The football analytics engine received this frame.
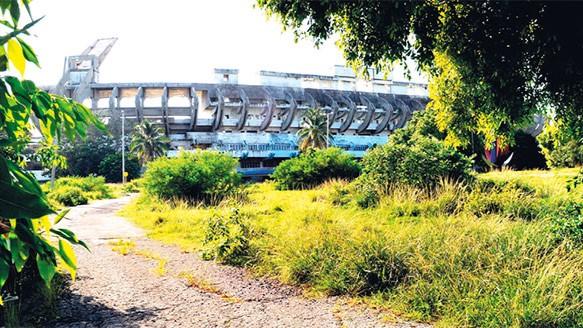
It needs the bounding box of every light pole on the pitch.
[121,108,126,184]
[326,110,330,148]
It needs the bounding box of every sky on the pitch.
[24,0,351,86]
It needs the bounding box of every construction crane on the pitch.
[51,37,118,101]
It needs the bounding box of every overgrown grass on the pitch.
[120,168,583,327]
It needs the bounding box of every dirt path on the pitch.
[52,197,429,328]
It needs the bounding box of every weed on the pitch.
[109,240,136,256]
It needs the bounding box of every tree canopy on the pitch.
[257,1,582,146]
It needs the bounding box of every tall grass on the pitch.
[120,168,583,327]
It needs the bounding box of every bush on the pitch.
[538,119,583,168]
[143,150,241,204]
[551,200,583,246]
[201,209,257,266]
[48,186,88,206]
[360,135,473,190]
[98,152,141,183]
[122,178,142,193]
[271,148,361,190]
[53,176,112,200]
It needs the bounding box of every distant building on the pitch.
[50,39,429,177]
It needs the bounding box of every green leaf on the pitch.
[22,0,32,20]
[53,208,70,225]
[0,157,54,219]
[58,239,77,280]
[9,236,28,272]
[8,0,19,25]
[36,253,56,286]
[0,258,9,290]
[0,16,43,46]
[51,228,89,251]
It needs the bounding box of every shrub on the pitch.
[48,186,88,206]
[143,150,241,203]
[98,152,141,183]
[53,176,112,200]
[537,119,583,168]
[201,209,257,266]
[551,200,583,246]
[122,178,142,193]
[360,135,473,190]
[271,148,361,190]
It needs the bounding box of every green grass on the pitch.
[120,168,583,327]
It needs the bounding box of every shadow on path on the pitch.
[50,287,160,328]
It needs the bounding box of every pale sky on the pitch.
[24,0,350,86]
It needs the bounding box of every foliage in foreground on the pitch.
[122,168,583,327]
[142,150,241,204]
[271,147,360,190]
[0,0,98,318]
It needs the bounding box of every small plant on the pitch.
[122,179,142,194]
[202,209,257,266]
[271,148,361,190]
[48,186,88,207]
[109,240,136,256]
[143,150,241,204]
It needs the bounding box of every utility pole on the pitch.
[121,107,126,184]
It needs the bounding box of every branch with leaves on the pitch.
[0,0,104,304]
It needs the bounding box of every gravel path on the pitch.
[51,197,430,328]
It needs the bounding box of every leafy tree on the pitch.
[60,134,118,177]
[130,120,169,164]
[297,108,329,151]
[0,0,101,306]
[257,1,583,145]
[98,152,141,183]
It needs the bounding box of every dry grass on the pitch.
[177,271,240,303]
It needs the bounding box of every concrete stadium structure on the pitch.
[53,39,429,176]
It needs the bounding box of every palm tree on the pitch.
[130,120,170,164]
[297,108,331,152]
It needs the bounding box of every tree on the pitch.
[130,120,169,164]
[0,0,101,306]
[98,152,141,183]
[297,108,329,151]
[257,1,583,146]
[60,134,119,177]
